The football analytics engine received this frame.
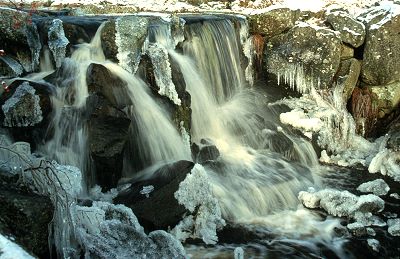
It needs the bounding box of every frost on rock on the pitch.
[298,188,384,220]
[116,16,148,74]
[2,82,43,127]
[367,238,380,252]
[0,56,24,77]
[387,218,400,236]
[357,179,390,196]
[147,43,181,105]
[48,19,69,68]
[74,202,186,259]
[173,164,226,244]
[0,234,34,259]
[25,23,42,72]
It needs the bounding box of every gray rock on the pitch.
[2,82,43,127]
[358,3,400,85]
[337,58,362,102]
[387,218,400,236]
[327,11,366,48]
[48,19,69,68]
[357,179,390,196]
[266,22,341,92]
[249,8,300,38]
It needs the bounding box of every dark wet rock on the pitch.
[265,22,341,91]
[358,3,400,85]
[86,63,131,108]
[337,58,362,102]
[326,11,365,48]
[87,94,131,190]
[249,8,300,38]
[197,145,220,164]
[114,160,194,230]
[0,166,53,258]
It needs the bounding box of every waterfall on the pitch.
[169,18,320,221]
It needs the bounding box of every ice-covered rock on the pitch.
[266,21,341,92]
[0,56,24,77]
[387,218,400,236]
[48,19,69,68]
[234,247,245,259]
[146,43,181,105]
[367,238,380,252]
[0,234,35,259]
[357,179,390,196]
[174,163,225,244]
[326,10,365,47]
[368,147,400,182]
[347,222,367,236]
[298,188,385,218]
[390,193,400,199]
[2,82,43,127]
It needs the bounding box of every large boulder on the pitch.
[0,166,53,258]
[87,94,131,190]
[86,63,131,108]
[114,160,194,230]
[248,8,300,38]
[358,3,400,85]
[368,81,400,118]
[326,11,366,48]
[265,21,342,91]
[0,8,41,73]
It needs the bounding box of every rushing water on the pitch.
[29,14,372,258]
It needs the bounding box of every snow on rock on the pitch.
[48,19,69,68]
[368,148,400,182]
[147,43,181,106]
[74,201,186,258]
[115,16,148,74]
[2,82,43,127]
[387,218,400,236]
[298,188,384,218]
[0,234,34,259]
[367,238,380,252]
[357,179,390,196]
[280,109,323,134]
[174,163,225,244]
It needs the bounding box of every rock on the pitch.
[0,167,53,258]
[265,22,341,92]
[0,8,41,72]
[367,238,380,252]
[347,222,367,237]
[340,44,354,60]
[368,81,400,118]
[248,8,300,38]
[387,218,400,236]
[0,56,24,77]
[337,58,361,102]
[47,19,69,68]
[387,117,400,151]
[101,16,148,73]
[87,94,131,190]
[114,160,194,230]
[358,3,400,85]
[326,11,365,48]
[1,82,43,127]
[192,139,220,164]
[298,188,385,218]
[86,63,131,108]
[357,179,390,196]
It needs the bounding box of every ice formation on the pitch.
[146,43,181,105]
[0,234,35,259]
[48,19,69,68]
[367,238,380,252]
[115,16,148,74]
[88,185,118,203]
[180,121,191,155]
[140,185,155,198]
[387,218,400,236]
[240,19,254,86]
[174,164,226,244]
[234,247,245,259]
[2,82,43,127]
[298,188,384,220]
[356,179,390,196]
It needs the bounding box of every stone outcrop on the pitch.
[265,21,342,91]
[358,3,400,85]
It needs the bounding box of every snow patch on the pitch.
[174,164,225,244]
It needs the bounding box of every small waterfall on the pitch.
[171,18,319,221]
